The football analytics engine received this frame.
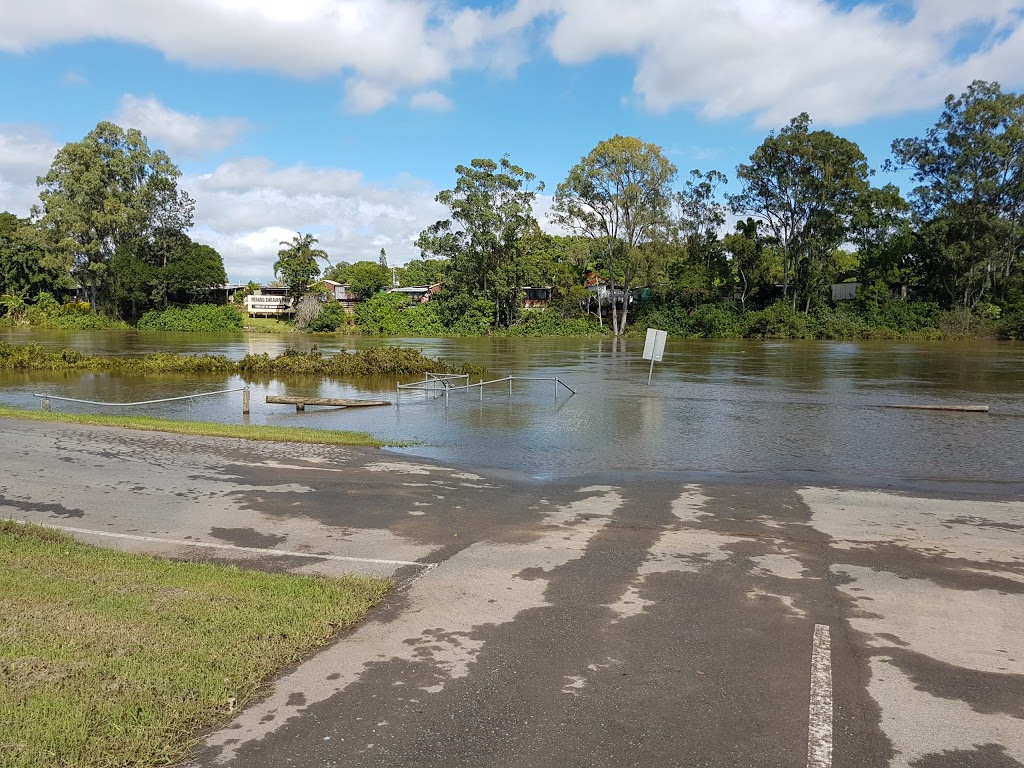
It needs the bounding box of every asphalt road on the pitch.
[2,416,1022,767]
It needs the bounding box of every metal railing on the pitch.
[397,373,575,405]
[34,387,250,413]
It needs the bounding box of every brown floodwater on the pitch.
[1,328,1022,487]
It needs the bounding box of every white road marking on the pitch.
[808,623,833,768]
[32,522,434,569]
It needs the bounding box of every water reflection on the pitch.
[2,329,1023,484]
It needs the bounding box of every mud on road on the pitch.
[2,417,1022,767]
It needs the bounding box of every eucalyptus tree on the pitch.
[722,218,780,310]
[274,233,329,299]
[672,169,730,302]
[730,114,872,311]
[417,156,543,328]
[889,80,1024,308]
[550,135,677,335]
[34,121,194,309]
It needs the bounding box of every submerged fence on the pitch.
[34,387,251,414]
[397,372,575,406]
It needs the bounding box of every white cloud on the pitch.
[409,89,453,111]
[114,95,249,158]
[344,78,398,113]
[187,159,446,282]
[543,0,1024,126]
[0,0,535,113]
[0,125,60,216]
[2,1,1022,124]
[63,70,87,85]
[0,122,444,284]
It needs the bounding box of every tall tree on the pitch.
[722,218,780,309]
[730,114,872,311]
[33,121,194,310]
[417,156,543,328]
[889,80,1024,308]
[273,233,329,299]
[670,169,730,303]
[550,135,677,335]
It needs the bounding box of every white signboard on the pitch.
[642,328,667,362]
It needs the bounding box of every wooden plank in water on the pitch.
[266,396,391,411]
[883,404,989,413]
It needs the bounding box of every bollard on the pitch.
[41,397,50,412]
[242,388,250,415]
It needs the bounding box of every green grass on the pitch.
[0,520,391,767]
[0,405,403,448]
[242,316,298,333]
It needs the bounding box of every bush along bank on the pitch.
[0,343,483,378]
[628,299,1024,341]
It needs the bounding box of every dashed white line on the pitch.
[33,522,434,569]
[808,623,833,768]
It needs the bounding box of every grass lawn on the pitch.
[0,520,391,767]
[0,404,403,448]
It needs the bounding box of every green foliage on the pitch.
[136,304,244,332]
[688,304,746,338]
[33,121,194,309]
[806,305,872,339]
[417,156,543,328]
[890,80,1024,309]
[0,342,479,379]
[551,135,677,334]
[0,212,73,300]
[999,307,1024,339]
[274,233,328,298]
[745,301,811,339]
[306,301,350,332]
[394,257,446,287]
[936,308,998,339]
[324,260,391,299]
[730,113,874,313]
[495,309,608,337]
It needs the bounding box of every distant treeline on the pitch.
[2,80,1023,340]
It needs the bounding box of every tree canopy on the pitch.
[33,121,194,310]
[274,233,329,298]
[890,80,1024,309]
[417,156,543,327]
[550,135,677,334]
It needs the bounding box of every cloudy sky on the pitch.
[1,0,1022,283]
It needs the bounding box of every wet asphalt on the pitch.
[1,416,1022,767]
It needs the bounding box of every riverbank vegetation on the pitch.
[2,81,1023,341]
[0,404,395,447]
[0,519,389,767]
[0,342,481,379]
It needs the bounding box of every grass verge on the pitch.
[0,519,391,767]
[0,404,401,448]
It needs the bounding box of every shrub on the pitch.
[136,304,244,332]
[688,304,744,338]
[306,301,349,333]
[807,305,870,339]
[744,301,809,339]
[937,308,997,340]
[497,310,607,337]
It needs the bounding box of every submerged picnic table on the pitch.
[266,396,391,411]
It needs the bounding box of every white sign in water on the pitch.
[643,328,667,361]
[643,328,667,385]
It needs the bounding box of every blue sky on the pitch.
[2,0,1023,283]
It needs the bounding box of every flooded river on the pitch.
[2,328,1022,487]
